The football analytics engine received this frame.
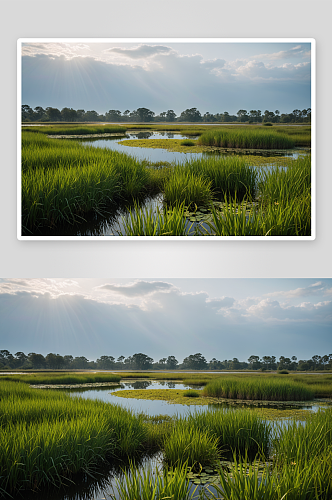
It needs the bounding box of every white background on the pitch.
[1,0,331,279]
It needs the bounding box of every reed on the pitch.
[163,169,213,207]
[113,463,198,500]
[202,377,314,401]
[186,409,271,458]
[0,381,147,495]
[163,419,220,469]
[21,132,151,232]
[182,156,257,199]
[198,129,295,149]
[23,125,126,135]
[117,201,192,236]
[0,372,121,385]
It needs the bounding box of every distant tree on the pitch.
[61,107,77,122]
[76,109,86,121]
[117,355,125,363]
[71,356,89,369]
[166,110,176,122]
[63,355,73,368]
[237,109,249,122]
[14,351,28,368]
[209,358,225,370]
[34,106,46,121]
[203,112,215,122]
[22,104,34,122]
[248,355,261,370]
[45,353,65,369]
[182,353,207,370]
[131,353,154,370]
[96,355,115,369]
[263,110,275,123]
[135,108,155,122]
[166,355,178,370]
[105,110,122,122]
[28,352,46,369]
[84,110,100,122]
[45,107,62,121]
[179,108,202,122]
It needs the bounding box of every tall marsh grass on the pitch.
[163,419,220,469]
[21,132,151,232]
[113,463,198,500]
[198,129,295,149]
[203,156,311,237]
[23,125,126,135]
[202,377,314,401]
[117,201,192,236]
[185,409,271,458]
[0,372,121,385]
[0,381,147,495]
[181,156,257,199]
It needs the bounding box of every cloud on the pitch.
[206,296,235,309]
[253,45,308,60]
[266,281,325,298]
[0,280,331,361]
[96,280,175,297]
[106,44,172,59]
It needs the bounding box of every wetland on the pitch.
[1,371,331,499]
[21,124,311,237]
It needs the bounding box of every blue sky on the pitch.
[21,40,312,116]
[0,278,330,362]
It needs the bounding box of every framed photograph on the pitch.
[18,38,315,240]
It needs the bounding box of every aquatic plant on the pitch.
[202,377,314,401]
[163,419,220,469]
[0,381,147,495]
[186,409,271,458]
[113,462,198,500]
[117,201,192,236]
[163,169,213,207]
[23,124,126,135]
[198,128,295,149]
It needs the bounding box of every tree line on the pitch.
[0,350,330,371]
[22,105,311,124]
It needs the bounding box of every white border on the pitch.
[17,38,316,241]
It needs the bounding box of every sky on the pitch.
[0,278,330,362]
[21,40,312,116]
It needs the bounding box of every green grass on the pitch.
[21,131,152,233]
[202,377,315,401]
[198,128,295,149]
[163,169,213,207]
[116,201,192,236]
[0,372,121,385]
[185,409,271,458]
[202,155,311,237]
[181,156,258,199]
[0,380,146,495]
[113,462,198,500]
[163,419,220,469]
[183,390,200,398]
[23,124,126,135]
[21,128,311,236]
